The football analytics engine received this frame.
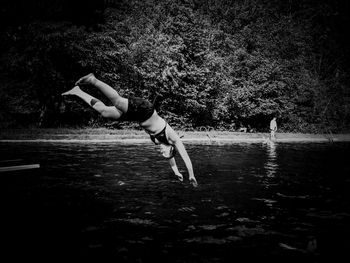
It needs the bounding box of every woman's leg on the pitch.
[62,86,122,119]
[75,73,128,113]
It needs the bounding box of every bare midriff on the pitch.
[140,111,166,134]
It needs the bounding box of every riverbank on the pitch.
[1,128,350,143]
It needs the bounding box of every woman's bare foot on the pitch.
[75,73,96,86]
[61,86,82,96]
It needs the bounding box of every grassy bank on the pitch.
[1,128,350,143]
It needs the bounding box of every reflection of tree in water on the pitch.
[265,141,278,177]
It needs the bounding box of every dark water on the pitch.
[1,141,350,262]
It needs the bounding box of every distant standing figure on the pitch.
[270,117,277,140]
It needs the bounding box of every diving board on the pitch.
[0,164,40,172]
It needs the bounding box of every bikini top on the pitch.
[149,123,172,146]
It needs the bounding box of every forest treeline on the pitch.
[0,0,349,132]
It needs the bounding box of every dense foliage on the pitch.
[1,0,349,132]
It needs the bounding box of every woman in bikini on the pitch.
[62,73,198,187]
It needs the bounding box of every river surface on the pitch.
[1,141,350,262]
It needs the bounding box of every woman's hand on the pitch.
[175,172,183,182]
[189,176,198,187]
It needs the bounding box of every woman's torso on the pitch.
[140,111,166,134]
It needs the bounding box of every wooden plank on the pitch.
[0,164,40,172]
